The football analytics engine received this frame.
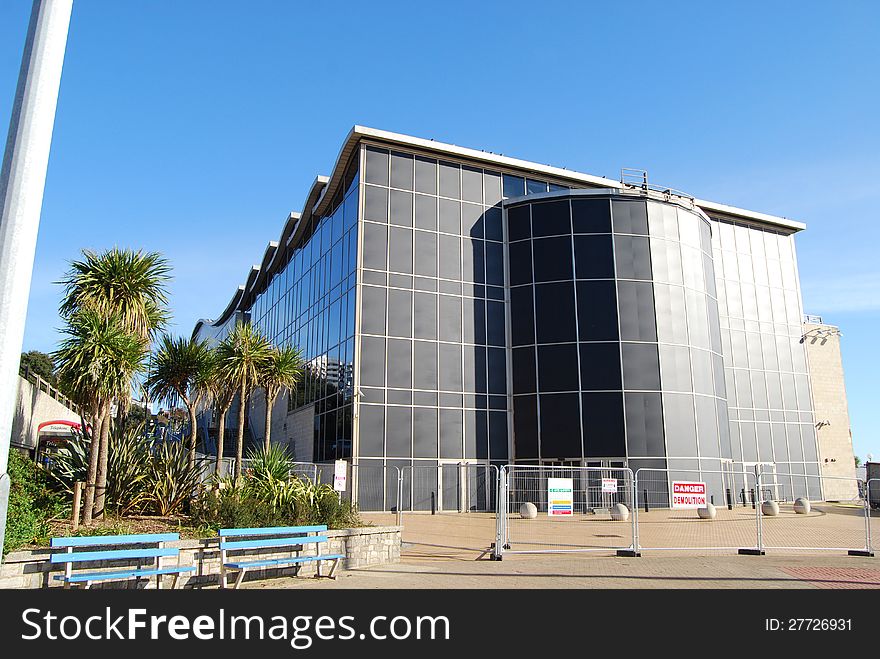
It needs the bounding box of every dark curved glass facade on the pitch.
[508,192,731,487]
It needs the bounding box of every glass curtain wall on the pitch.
[710,218,820,499]
[250,163,359,462]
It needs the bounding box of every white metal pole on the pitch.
[0,0,73,559]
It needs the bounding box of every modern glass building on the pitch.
[193,126,821,503]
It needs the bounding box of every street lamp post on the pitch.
[0,0,73,559]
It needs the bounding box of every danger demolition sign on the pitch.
[671,481,707,509]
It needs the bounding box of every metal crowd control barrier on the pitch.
[869,479,879,555]
[493,465,636,560]
[397,463,499,557]
[755,469,874,556]
[633,467,762,555]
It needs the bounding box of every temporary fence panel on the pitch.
[634,467,761,553]
[397,463,500,557]
[869,479,879,554]
[289,462,319,483]
[756,470,872,555]
[496,465,636,558]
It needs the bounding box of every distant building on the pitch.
[802,316,858,500]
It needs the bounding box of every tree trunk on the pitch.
[94,412,112,519]
[187,401,198,470]
[234,378,247,483]
[82,409,104,526]
[263,387,275,452]
[214,405,228,479]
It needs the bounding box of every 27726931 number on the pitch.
[765,619,852,631]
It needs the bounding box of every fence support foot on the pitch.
[847,550,875,557]
[490,554,503,561]
[738,548,765,555]
[616,549,641,557]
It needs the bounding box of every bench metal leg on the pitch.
[315,560,323,578]
[83,581,92,590]
[329,557,340,580]
[220,564,227,589]
[233,569,247,590]
[172,573,181,590]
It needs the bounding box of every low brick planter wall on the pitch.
[0,525,401,589]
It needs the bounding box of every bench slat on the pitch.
[51,533,179,547]
[218,525,327,538]
[221,535,328,551]
[224,554,344,570]
[51,547,180,564]
[53,565,196,583]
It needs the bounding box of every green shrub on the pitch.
[4,449,66,555]
[46,427,204,517]
[190,446,363,531]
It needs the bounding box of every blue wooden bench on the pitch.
[218,525,344,589]
[50,533,195,589]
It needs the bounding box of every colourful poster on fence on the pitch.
[671,481,707,509]
[547,478,574,516]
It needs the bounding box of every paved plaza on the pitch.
[234,506,879,589]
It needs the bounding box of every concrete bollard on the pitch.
[793,497,811,514]
[697,503,716,519]
[761,500,779,516]
[610,503,629,521]
[520,502,538,519]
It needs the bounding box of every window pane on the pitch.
[438,234,461,280]
[389,190,413,227]
[507,204,530,242]
[388,227,413,274]
[386,406,412,457]
[622,343,661,390]
[513,395,538,459]
[414,156,437,195]
[509,241,533,286]
[438,161,461,199]
[614,235,652,280]
[574,234,614,279]
[617,281,657,342]
[461,166,483,203]
[360,286,386,335]
[534,282,576,343]
[386,338,412,389]
[531,200,571,237]
[538,343,580,392]
[532,236,573,282]
[439,343,462,391]
[612,200,649,235]
[359,336,385,387]
[414,340,438,390]
[413,407,438,457]
[625,392,665,457]
[572,198,612,234]
[513,346,536,393]
[387,288,412,337]
[364,147,389,186]
[438,295,461,342]
[579,342,621,390]
[576,280,618,341]
[414,193,437,231]
[390,151,414,190]
[503,174,524,198]
[484,171,502,206]
[510,285,535,346]
[364,186,389,223]
[484,206,503,242]
[539,393,580,458]
[358,405,385,456]
[414,230,437,277]
[413,292,437,340]
[582,392,625,457]
[439,199,460,235]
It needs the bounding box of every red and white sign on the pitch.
[601,478,618,494]
[333,460,347,492]
[671,481,707,509]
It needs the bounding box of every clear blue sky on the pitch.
[2,1,878,460]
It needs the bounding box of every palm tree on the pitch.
[59,247,171,341]
[146,335,214,468]
[53,310,146,523]
[259,345,304,451]
[207,366,237,478]
[215,323,272,482]
[58,247,170,517]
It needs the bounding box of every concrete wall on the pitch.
[10,372,81,452]
[0,525,401,589]
[804,322,858,500]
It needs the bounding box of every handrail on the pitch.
[18,365,82,417]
